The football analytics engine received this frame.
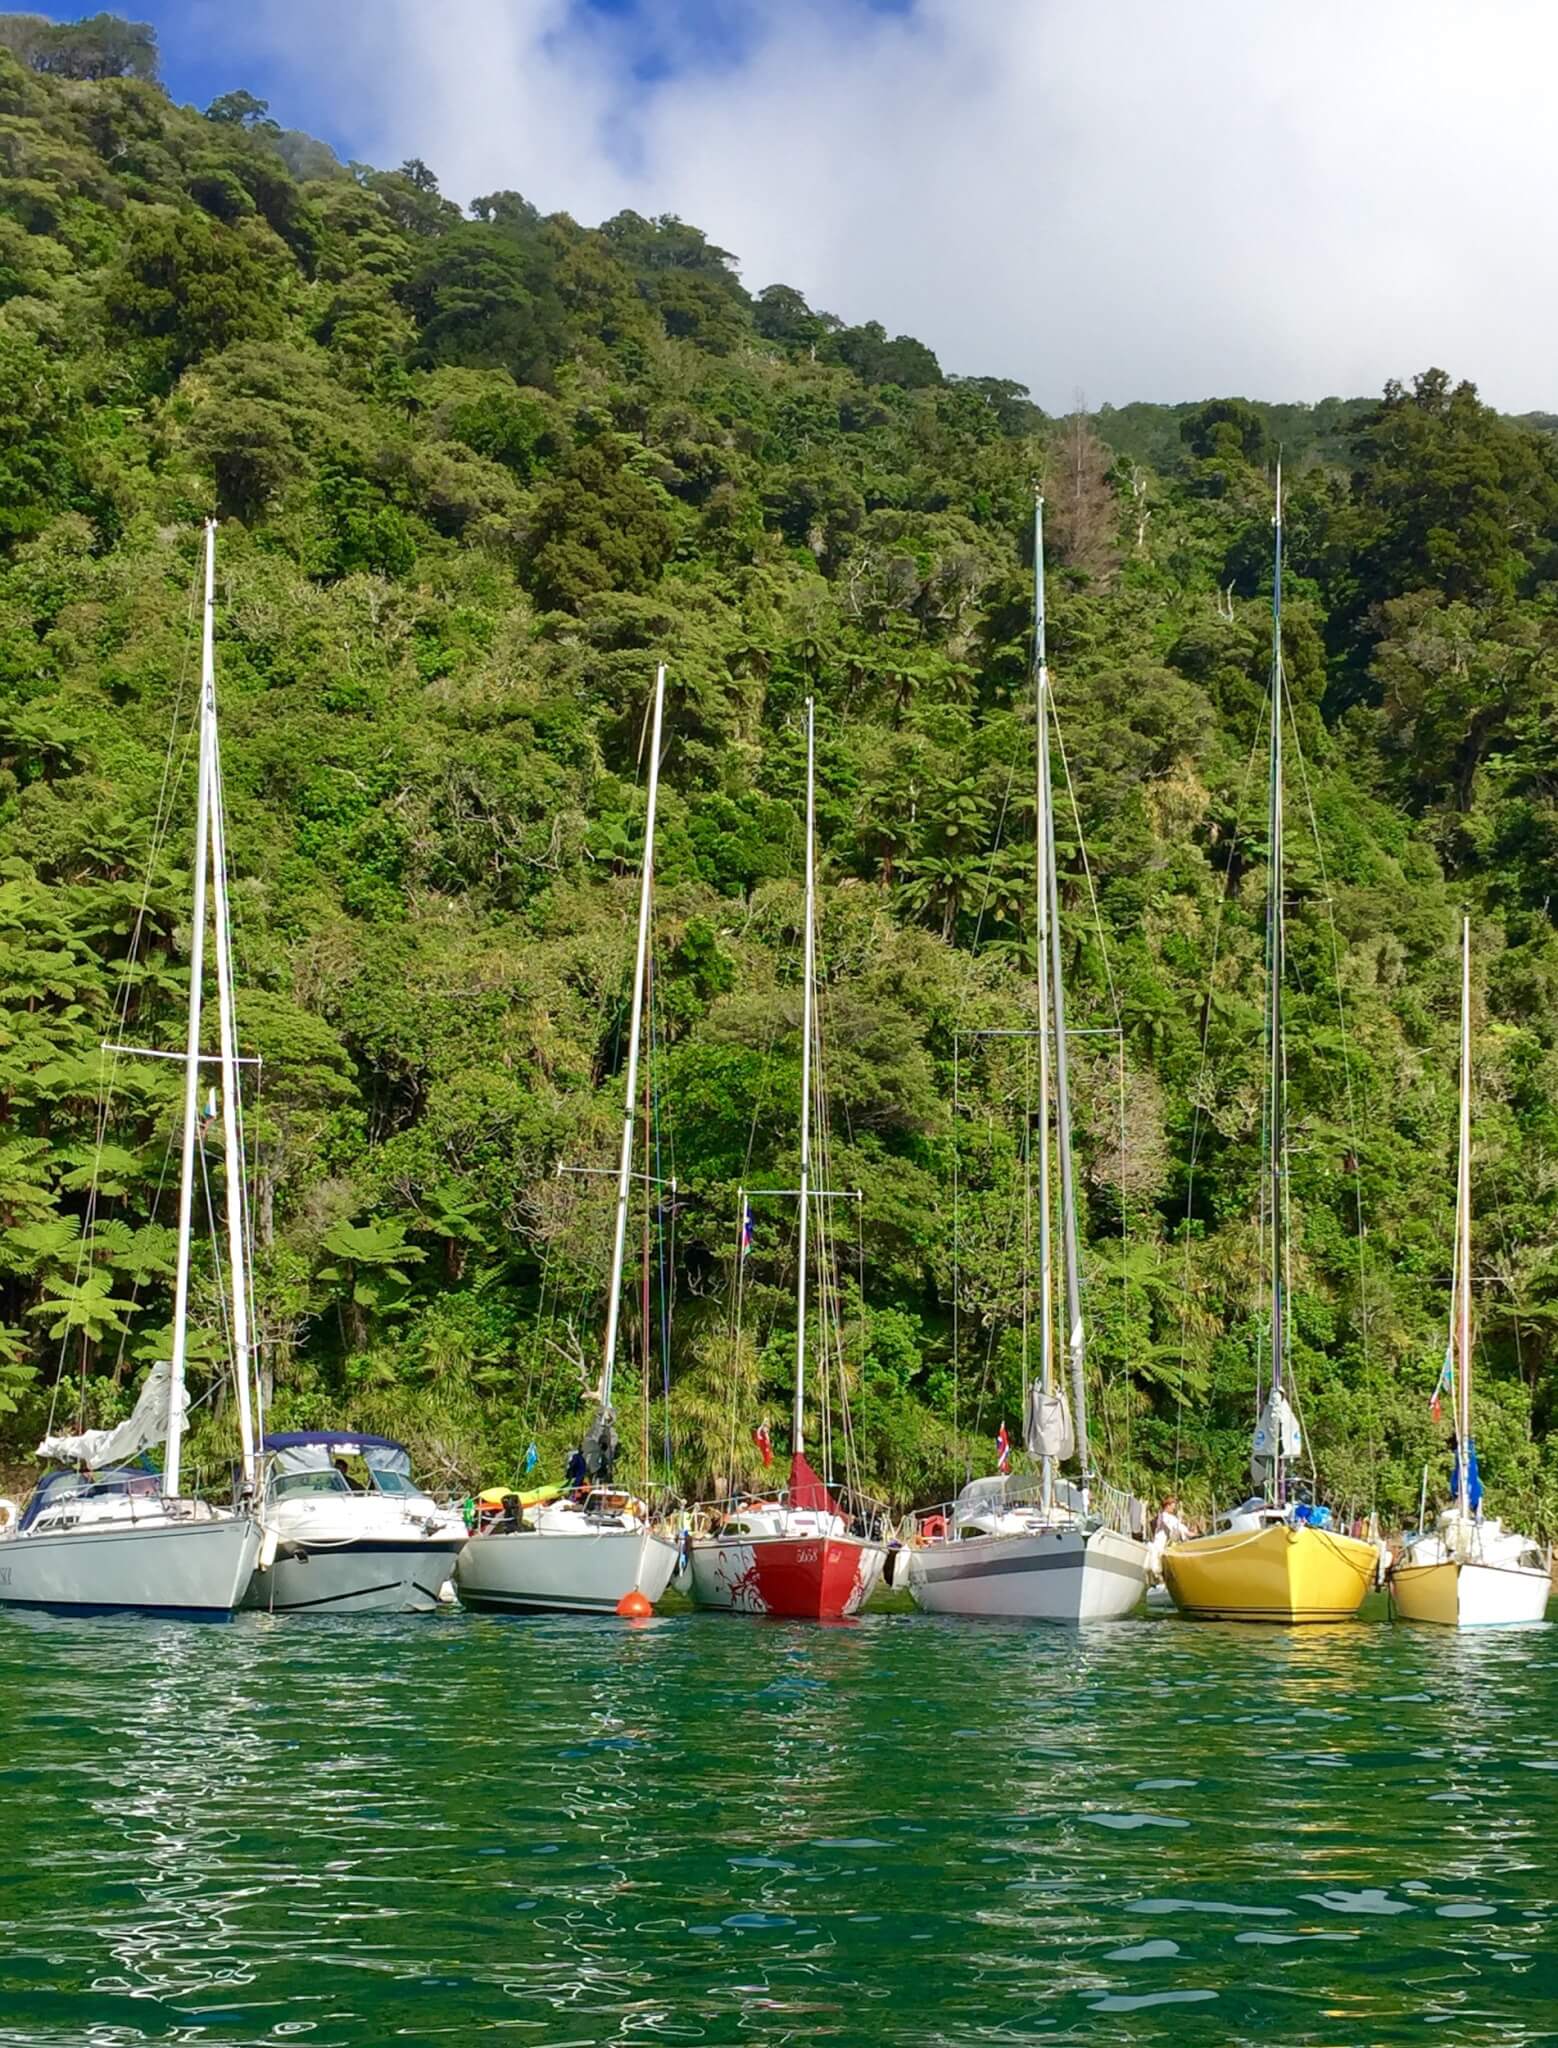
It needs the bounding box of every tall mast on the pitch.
[1456,914,1472,1520]
[601,663,666,1409]
[1038,497,1089,1484]
[165,527,217,1496]
[794,697,818,1457]
[203,524,258,1489]
[1033,500,1056,1508]
[1266,466,1287,1502]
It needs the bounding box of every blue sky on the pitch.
[73,1,912,170]
[27,1,1558,410]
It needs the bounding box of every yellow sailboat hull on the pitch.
[1162,1522,1375,1624]
[1389,1560,1462,1628]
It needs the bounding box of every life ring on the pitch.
[918,1513,948,1544]
[0,1497,17,1532]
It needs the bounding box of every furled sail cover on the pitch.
[1024,1383,1075,1461]
[582,1403,619,1480]
[788,1452,839,1517]
[36,1358,186,1469]
[1250,1388,1303,1483]
[954,1472,1087,1519]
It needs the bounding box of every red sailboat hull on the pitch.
[687,1531,885,1618]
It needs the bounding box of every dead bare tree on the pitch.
[1046,394,1120,583]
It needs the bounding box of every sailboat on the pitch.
[1162,477,1377,1625]
[685,698,889,1620]
[455,664,681,1615]
[1389,919,1550,1627]
[906,497,1150,1623]
[0,521,262,1618]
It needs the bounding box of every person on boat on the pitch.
[1156,1497,1192,1544]
[333,1456,363,1493]
[565,1445,589,1501]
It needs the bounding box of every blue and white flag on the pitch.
[523,1440,539,1474]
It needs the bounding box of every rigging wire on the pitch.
[48,547,204,1441]
[1049,697,1132,1487]
[946,716,1028,1474]
[1169,708,1267,1497]
[1281,667,1382,1509]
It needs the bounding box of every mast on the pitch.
[1455,914,1472,1521]
[1033,500,1056,1509]
[601,663,666,1410]
[165,527,217,1497]
[203,522,258,1489]
[794,697,817,1458]
[1265,466,1287,1503]
[1037,496,1089,1484]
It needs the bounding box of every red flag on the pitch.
[752,1420,773,1468]
[996,1421,1011,1473]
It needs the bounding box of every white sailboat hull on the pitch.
[1391,1515,1550,1628]
[1392,1557,1550,1628]
[0,1510,261,1619]
[456,1523,680,1614]
[907,1522,1149,1622]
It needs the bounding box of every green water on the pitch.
[1,1606,1555,2046]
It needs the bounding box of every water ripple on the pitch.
[2,1608,1557,2042]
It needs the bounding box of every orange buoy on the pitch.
[616,1589,654,1619]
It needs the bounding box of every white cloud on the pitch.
[231,0,1558,411]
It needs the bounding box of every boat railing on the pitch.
[906,1472,1139,1543]
[687,1486,892,1543]
[1092,1478,1137,1537]
[464,1484,684,1537]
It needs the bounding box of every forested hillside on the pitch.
[4,19,1558,1524]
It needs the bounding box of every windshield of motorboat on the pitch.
[272,1470,353,1500]
[19,1465,161,1531]
[366,1468,422,1497]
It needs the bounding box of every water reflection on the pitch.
[1,1607,1557,2043]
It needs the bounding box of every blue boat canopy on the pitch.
[261,1430,411,1477]
[262,1430,407,1454]
[20,1462,161,1532]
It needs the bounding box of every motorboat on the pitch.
[245,1431,467,1614]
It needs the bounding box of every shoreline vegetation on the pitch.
[4,16,1558,1533]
